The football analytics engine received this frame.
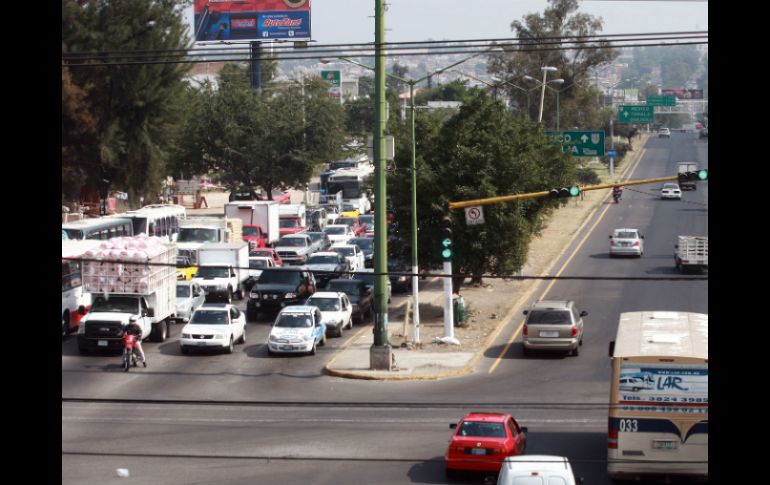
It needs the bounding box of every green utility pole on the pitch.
[370,0,391,370]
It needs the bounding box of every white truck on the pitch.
[176,217,242,279]
[677,162,699,191]
[76,236,177,354]
[192,242,250,302]
[275,233,315,265]
[224,201,280,248]
[675,236,708,273]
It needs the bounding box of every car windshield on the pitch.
[196,266,229,278]
[307,255,340,265]
[279,237,306,247]
[275,313,313,328]
[325,227,346,235]
[527,310,572,325]
[258,270,299,284]
[177,228,218,243]
[250,249,273,257]
[176,285,191,298]
[249,259,268,269]
[279,219,299,229]
[91,296,138,313]
[307,298,341,311]
[334,247,355,256]
[342,204,356,212]
[327,281,361,297]
[458,421,506,438]
[190,310,228,325]
[243,226,259,236]
[357,274,375,287]
[176,256,191,268]
[663,184,679,190]
[359,215,374,224]
[307,233,323,242]
[351,238,373,250]
[614,232,637,239]
[338,218,357,227]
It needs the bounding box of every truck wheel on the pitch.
[225,336,234,354]
[227,288,233,304]
[336,325,343,338]
[238,327,246,344]
[152,320,168,342]
[309,341,317,356]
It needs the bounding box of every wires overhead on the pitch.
[62,30,708,67]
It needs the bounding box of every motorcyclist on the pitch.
[612,186,623,203]
[125,321,147,367]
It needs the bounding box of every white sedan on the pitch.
[180,303,246,354]
[660,182,682,200]
[305,292,354,337]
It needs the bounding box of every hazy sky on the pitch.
[187,1,708,45]
[309,0,708,44]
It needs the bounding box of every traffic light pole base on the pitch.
[370,344,393,371]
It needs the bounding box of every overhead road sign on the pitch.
[617,105,653,124]
[546,131,605,157]
[645,95,677,107]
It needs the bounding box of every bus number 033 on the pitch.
[619,419,638,432]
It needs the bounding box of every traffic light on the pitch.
[440,215,452,261]
[548,185,581,199]
[678,169,708,184]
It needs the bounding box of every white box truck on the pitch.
[278,203,307,236]
[225,201,280,248]
[193,242,250,302]
[175,217,242,280]
[677,162,699,191]
[76,236,177,354]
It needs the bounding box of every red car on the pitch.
[336,217,366,237]
[445,412,527,478]
[249,248,283,267]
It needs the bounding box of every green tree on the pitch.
[387,93,578,287]
[61,0,191,205]
[488,0,617,128]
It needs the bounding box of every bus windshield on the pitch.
[177,228,218,243]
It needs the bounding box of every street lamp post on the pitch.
[523,70,563,125]
[325,48,496,344]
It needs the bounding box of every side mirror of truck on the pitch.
[609,341,615,358]
[146,308,155,318]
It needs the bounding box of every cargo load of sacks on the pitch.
[81,235,174,294]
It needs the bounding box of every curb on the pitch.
[324,135,651,381]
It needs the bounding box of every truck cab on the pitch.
[77,295,159,354]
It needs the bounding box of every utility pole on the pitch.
[370,0,391,370]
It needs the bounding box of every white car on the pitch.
[305,292,353,337]
[180,303,246,354]
[609,228,644,257]
[175,281,205,322]
[267,305,327,355]
[331,243,365,272]
[324,224,355,245]
[248,256,275,280]
[660,182,682,200]
[658,127,671,138]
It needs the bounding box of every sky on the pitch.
[186,1,708,45]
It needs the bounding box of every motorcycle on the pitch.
[612,189,622,204]
[122,333,139,372]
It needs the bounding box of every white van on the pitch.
[497,455,582,485]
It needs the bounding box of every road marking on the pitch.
[487,146,648,374]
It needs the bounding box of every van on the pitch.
[497,455,582,485]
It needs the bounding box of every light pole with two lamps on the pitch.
[523,67,563,124]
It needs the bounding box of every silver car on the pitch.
[175,281,205,322]
[609,228,644,257]
[660,183,682,200]
[522,300,586,356]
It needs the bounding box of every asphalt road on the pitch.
[62,132,708,484]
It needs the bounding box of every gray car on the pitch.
[175,281,206,322]
[522,300,586,356]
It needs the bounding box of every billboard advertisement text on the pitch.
[194,0,311,42]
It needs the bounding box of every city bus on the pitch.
[122,204,186,239]
[327,170,371,214]
[608,311,708,481]
[61,240,101,337]
[61,217,134,240]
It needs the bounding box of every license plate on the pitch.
[97,340,108,347]
[653,440,677,450]
[540,331,559,337]
[470,448,486,455]
[281,345,295,350]
[197,341,207,346]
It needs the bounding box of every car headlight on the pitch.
[249,291,259,299]
[285,292,297,299]
[398,276,407,282]
[77,323,86,334]
[182,333,191,339]
[268,335,279,342]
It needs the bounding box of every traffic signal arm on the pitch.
[448,176,681,210]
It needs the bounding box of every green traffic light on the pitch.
[441,248,452,259]
[698,169,708,180]
[569,186,580,197]
[442,238,452,248]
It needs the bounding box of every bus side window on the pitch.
[148,222,155,237]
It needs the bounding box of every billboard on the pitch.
[661,88,704,100]
[194,0,311,42]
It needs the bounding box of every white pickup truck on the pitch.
[76,236,177,354]
[675,236,708,273]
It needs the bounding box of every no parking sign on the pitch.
[464,206,485,226]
